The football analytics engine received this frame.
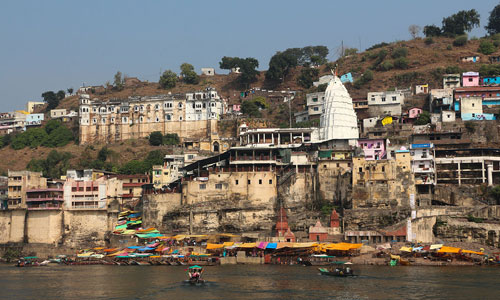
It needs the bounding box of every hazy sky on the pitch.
[0,0,497,111]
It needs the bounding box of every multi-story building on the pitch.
[306,92,325,120]
[367,91,405,117]
[352,150,415,208]
[152,155,185,189]
[63,177,108,210]
[26,181,64,210]
[7,171,46,208]
[410,143,436,205]
[0,176,7,210]
[443,74,461,89]
[25,113,44,128]
[79,88,224,151]
[357,138,386,160]
[108,174,149,206]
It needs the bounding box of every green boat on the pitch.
[318,263,356,277]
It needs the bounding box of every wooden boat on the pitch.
[318,267,357,277]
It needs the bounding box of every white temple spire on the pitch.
[319,75,359,141]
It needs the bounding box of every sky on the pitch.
[0,0,497,112]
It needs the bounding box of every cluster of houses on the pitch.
[0,100,77,135]
[0,169,149,211]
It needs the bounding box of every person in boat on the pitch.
[188,266,204,282]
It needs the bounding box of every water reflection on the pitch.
[1,264,498,300]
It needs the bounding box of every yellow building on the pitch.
[352,150,415,208]
[8,171,47,208]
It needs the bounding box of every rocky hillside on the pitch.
[1,36,499,174]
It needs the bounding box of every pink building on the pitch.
[462,72,480,87]
[408,107,422,119]
[63,178,107,210]
[232,104,241,112]
[357,138,386,160]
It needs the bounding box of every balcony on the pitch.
[26,196,64,202]
[27,204,62,210]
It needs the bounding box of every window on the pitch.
[155,117,160,123]
[92,118,97,124]
[154,104,160,110]
[313,98,318,102]
[471,103,475,107]
[469,78,473,82]
[166,114,171,121]
[178,102,183,108]
[313,107,319,111]
[381,97,386,102]
[359,167,363,172]
[215,183,222,189]
[392,96,397,101]
[179,116,183,121]
[382,166,385,172]
[139,116,144,123]
[235,180,239,185]
[199,184,206,190]
[248,180,251,185]
[259,179,262,185]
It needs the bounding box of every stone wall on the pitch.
[26,210,63,244]
[0,209,117,248]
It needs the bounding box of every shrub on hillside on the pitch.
[149,131,163,146]
[366,42,389,51]
[378,61,394,71]
[353,70,373,89]
[391,48,408,59]
[394,57,410,69]
[479,64,500,76]
[446,45,453,50]
[424,37,434,45]
[453,35,468,46]
[478,40,496,55]
[414,111,431,125]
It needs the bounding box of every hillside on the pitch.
[1,36,498,174]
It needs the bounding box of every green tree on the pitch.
[67,88,73,94]
[180,63,199,84]
[159,70,177,89]
[42,91,59,110]
[266,51,299,83]
[120,160,149,175]
[297,67,320,88]
[415,111,431,125]
[144,150,166,168]
[219,57,259,86]
[486,4,500,35]
[97,146,111,162]
[114,71,124,90]
[241,100,261,117]
[423,25,442,37]
[42,125,74,147]
[442,9,480,36]
[478,40,496,55]
[149,131,163,146]
[163,133,180,145]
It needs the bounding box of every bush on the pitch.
[479,64,500,76]
[366,42,389,51]
[393,72,422,85]
[424,37,434,45]
[241,100,262,117]
[414,111,431,125]
[163,133,180,145]
[478,40,496,55]
[391,47,408,59]
[353,70,373,89]
[445,65,463,74]
[453,35,468,46]
[394,57,410,69]
[149,131,163,146]
[446,45,453,50]
[378,60,394,71]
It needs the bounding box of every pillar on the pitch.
[487,163,493,186]
[457,161,461,186]
[482,159,485,183]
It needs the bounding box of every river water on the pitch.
[1,264,499,300]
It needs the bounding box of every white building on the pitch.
[442,74,461,89]
[367,91,405,116]
[201,68,215,76]
[184,88,224,121]
[319,75,359,142]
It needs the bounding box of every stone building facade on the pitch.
[79,88,224,151]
